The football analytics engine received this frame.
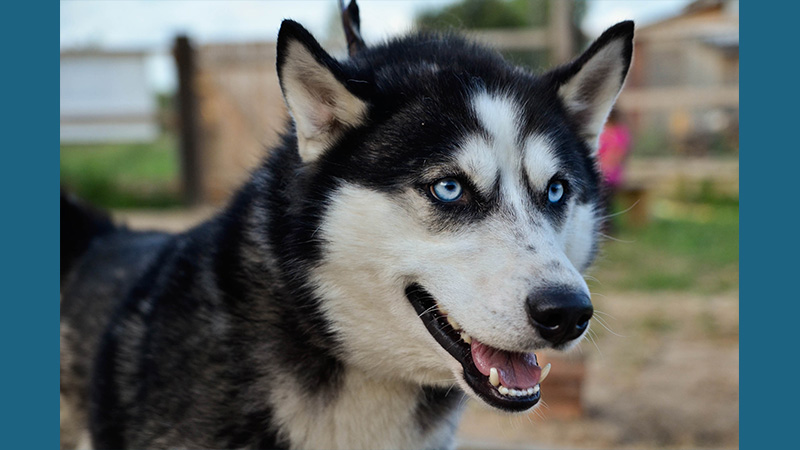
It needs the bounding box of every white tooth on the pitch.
[532,384,540,394]
[489,368,499,387]
[498,386,509,395]
[447,316,461,331]
[460,332,472,344]
[527,387,534,395]
[509,389,518,396]
[540,363,552,383]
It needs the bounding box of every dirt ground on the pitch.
[112,208,739,450]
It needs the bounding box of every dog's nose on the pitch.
[526,287,593,346]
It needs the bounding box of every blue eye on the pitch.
[548,181,565,203]
[431,178,463,202]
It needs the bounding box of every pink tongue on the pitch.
[471,339,541,388]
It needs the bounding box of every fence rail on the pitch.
[617,85,739,111]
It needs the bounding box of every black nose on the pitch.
[526,287,593,346]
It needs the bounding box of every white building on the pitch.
[60,49,159,143]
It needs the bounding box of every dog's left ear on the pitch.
[276,20,368,163]
[550,21,634,150]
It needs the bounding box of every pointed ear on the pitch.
[340,0,366,57]
[552,21,634,150]
[276,20,368,163]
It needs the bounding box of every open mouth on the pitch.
[405,283,551,412]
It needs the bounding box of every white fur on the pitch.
[470,92,534,218]
[561,202,601,272]
[76,430,93,450]
[280,40,367,162]
[306,91,596,418]
[558,39,628,149]
[269,366,457,450]
[471,92,523,175]
[455,135,499,195]
[523,134,560,190]
[310,180,590,397]
[310,186,459,384]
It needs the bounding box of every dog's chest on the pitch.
[268,370,459,450]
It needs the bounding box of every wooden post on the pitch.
[549,0,573,65]
[531,351,587,419]
[173,35,203,206]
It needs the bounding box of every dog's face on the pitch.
[276,20,633,412]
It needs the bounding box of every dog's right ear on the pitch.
[277,20,368,163]
[549,21,634,151]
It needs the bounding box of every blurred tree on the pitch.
[417,0,541,29]
[416,0,587,69]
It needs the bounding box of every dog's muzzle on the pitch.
[406,283,593,412]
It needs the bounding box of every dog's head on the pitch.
[275,19,633,412]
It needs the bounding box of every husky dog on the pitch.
[60,9,633,449]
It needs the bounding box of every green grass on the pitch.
[592,191,739,294]
[60,135,183,208]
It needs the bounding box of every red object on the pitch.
[597,123,631,189]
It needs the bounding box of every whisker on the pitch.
[416,304,439,318]
[539,398,551,411]
[599,232,636,244]
[591,310,624,335]
[583,274,602,284]
[585,330,604,358]
[593,309,617,319]
[533,404,547,421]
[593,316,625,338]
[602,198,641,219]
[456,394,471,410]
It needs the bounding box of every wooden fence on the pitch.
[172,16,737,205]
[173,38,289,204]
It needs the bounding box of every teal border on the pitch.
[5,1,773,448]
[3,1,59,448]
[740,2,793,449]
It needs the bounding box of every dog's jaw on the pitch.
[405,284,545,412]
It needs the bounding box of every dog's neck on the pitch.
[267,367,464,450]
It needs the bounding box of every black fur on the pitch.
[274,23,626,235]
[61,17,633,449]
[414,386,465,437]
[60,190,115,282]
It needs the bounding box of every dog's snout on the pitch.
[526,288,593,346]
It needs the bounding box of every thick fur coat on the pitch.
[61,16,633,450]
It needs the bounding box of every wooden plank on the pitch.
[549,0,573,64]
[636,19,739,43]
[60,113,157,125]
[617,86,739,110]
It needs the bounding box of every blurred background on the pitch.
[60,1,738,448]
